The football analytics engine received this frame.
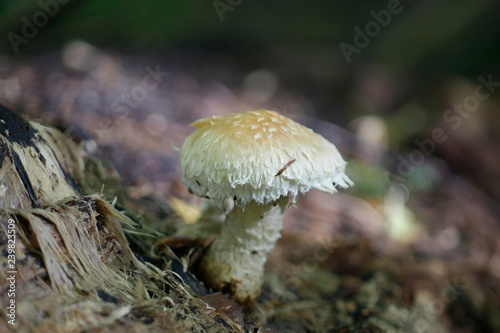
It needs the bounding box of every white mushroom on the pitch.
[180,109,353,302]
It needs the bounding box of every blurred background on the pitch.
[1,0,500,331]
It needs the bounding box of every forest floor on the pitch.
[1,44,500,332]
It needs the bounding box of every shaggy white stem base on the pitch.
[199,196,288,302]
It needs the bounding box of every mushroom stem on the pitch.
[198,196,289,302]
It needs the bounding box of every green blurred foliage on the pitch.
[346,161,390,200]
[1,0,500,76]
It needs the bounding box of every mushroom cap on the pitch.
[180,110,353,207]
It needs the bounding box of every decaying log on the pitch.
[0,106,242,332]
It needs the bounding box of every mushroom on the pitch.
[180,109,353,302]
